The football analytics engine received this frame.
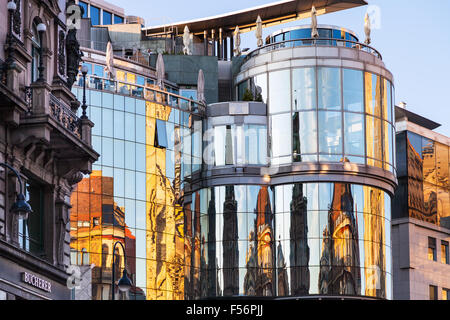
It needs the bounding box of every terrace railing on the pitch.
[244,38,383,62]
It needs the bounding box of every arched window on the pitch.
[31,22,41,83]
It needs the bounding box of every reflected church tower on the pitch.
[255,186,274,296]
[319,177,361,296]
[223,186,239,296]
[289,183,310,295]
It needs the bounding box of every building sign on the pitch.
[21,272,52,293]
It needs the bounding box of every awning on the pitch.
[143,0,367,36]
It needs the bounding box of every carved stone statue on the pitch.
[65,4,84,89]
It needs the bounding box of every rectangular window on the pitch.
[103,10,112,25]
[343,69,364,112]
[19,181,44,255]
[292,68,316,110]
[318,111,342,155]
[441,241,449,264]
[79,1,88,18]
[443,288,450,300]
[245,125,267,165]
[429,285,438,300]
[90,5,100,26]
[114,15,124,24]
[318,67,341,110]
[365,72,382,117]
[155,119,168,149]
[428,237,437,261]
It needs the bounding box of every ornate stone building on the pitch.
[0,0,98,300]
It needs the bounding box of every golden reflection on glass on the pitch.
[71,171,137,300]
[382,79,388,121]
[146,101,184,300]
[365,72,381,117]
[422,139,436,185]
[436,143,449,188]
[423,183,438,224]
[366,115,382,168]
[319,177,361,296]
[363,186,386,298]
[438,188,450,229]
[383,121,390,170]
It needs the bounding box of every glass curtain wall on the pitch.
[185,183,392,299]
[69,86,201,300]
[237,67,395,171]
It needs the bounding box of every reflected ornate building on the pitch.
[319,180,361,296]
[392,107,450,300]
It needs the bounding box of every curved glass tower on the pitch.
[183,25,397,300]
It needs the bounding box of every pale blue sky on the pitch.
[108,0,450,136]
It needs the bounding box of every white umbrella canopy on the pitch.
[256,15,263,47]
[311,6,319,39]
[197,69,205,104]
[156,53,165,89]
[364,13,371,45]
[183,25,191,55]
[105,41,116,79]
[233,26,241,56]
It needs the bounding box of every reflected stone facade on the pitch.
[183,24,396,300]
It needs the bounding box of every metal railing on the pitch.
[49,93,82,139]
[76,74,206,115]
[244,38,383,62]
[79,39,152,67]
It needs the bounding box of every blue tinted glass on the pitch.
[136,76,145,86]
[155,119,168,149]
[79,1,88,18]
[125,141,135,170]
[114,15,124,24]
[343,69,364,112]
[103,11,112,25]
[289,28,311,40]
[90,6,100,26]
[93,65,104,77]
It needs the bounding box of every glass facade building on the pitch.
[69,19,397,300]
[393,130,450,228]
[69,62,204,299]
[182,24,397,300]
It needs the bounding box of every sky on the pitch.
[107,0,450,137]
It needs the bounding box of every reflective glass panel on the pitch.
[318,67,341,110]
[344,113,364,156]
[343,69,364,112]
[269,70,291,113]
[292,68,316,110]
[318,111,342,155]
[272,113,292,157]
[366,115,382,163]
[365,72,382,117]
